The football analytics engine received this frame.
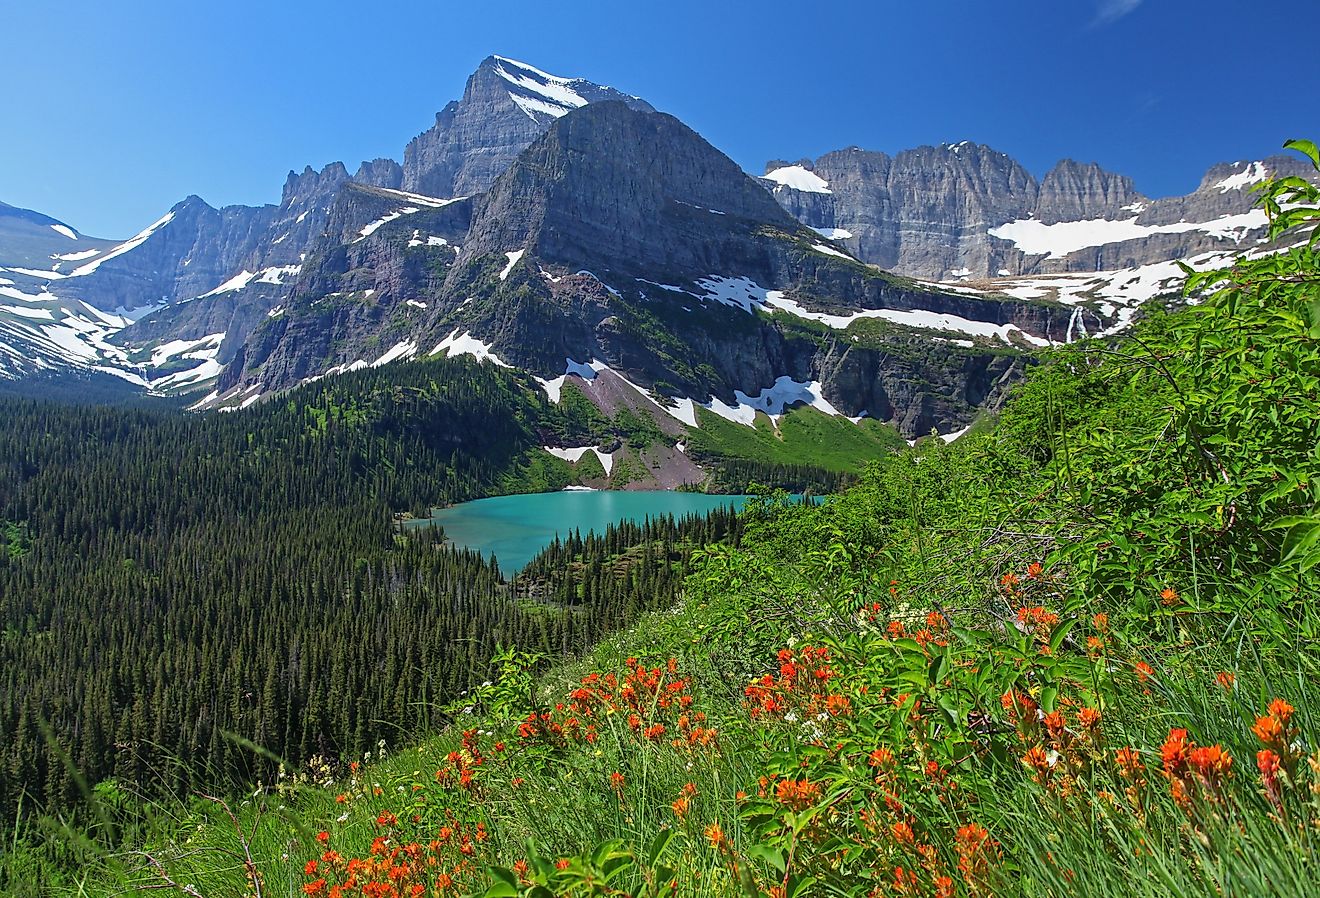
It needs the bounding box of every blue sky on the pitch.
[2,0,1311,236]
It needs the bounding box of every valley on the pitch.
[2,11,1318,896]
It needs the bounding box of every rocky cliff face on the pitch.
[402,56,654,200]
[217,102,1087,437]
[48,196,276,314]
[764,148,1314,279]
[0,56,664,392]
[6,53,1308,439]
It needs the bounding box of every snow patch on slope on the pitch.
[357,208,419,241]
[988,209,1268,259]
[372,339,419,367]
[763,165,831,194]
[430,329,511,367]
[202,270,256,296]
[694,276,1049,347]
[704,377,839,425]
[52,248,100,262]
[812,227,853,240]
[66,211,176,277]
[149,332,224,367]
[500,250,525,281]
[811,243,856,261]
[1214,161,1269,193]
[492,56,591,121]
[542,445,614,475]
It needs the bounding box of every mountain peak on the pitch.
[462,100,802,276]
[402,55,653,200]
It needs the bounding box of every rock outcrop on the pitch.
[764,148,1313,279]
[222,103,1083,437]
[402,56,654,200]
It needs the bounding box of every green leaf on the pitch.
[646,828,676,868]
[1049,618,1077,655]
[1041,685,1059,713]
[928,651,948,686]
[745,843,788,874]
[1284,138,1320,170]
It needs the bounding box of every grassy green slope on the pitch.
[686,405,906,472]
[14,144,1320,898]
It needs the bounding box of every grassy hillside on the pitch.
[7,142,1320,897]
[686,405,907,473]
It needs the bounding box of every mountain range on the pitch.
[1,54,1308,448]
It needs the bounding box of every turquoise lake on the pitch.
[403,490,759,574]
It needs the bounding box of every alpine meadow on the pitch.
[1,7,1319,897]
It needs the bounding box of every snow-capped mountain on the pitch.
[761,146,1307,281]
[0,55,650,393]
[402,55,655,199]
[203,101,1078,437]
[0,54,1310,439]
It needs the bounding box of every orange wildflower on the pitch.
[869,747,896,769]
[825,693,852,716]
[1161,728,1192,779]
[954,823,994,884]
[891,821,916,844]
[704,822,725,850]
[1257,749,1283,807]
[555,859,571,870]
[1215,671,1235,691]
[1135,661,1154,684]
[1092,612,1109,633]
[1189,744,1233,786]
[774,778,821,810]
[1078,707,1101,733]
[1160,587,1180,607]
[1267,698,1295,726]
[1026,562,1044,579]
[1023,745,1052,783]
[1115,746,1145,777]
[1252,714,1285,746]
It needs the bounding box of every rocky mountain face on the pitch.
[0,201,118,269]
[0,56,647,392]
[763,147,1312,280]
[215,101,1087,437]
[402,56,655,199]
[3,53,1309,441]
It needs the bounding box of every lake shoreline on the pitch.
[402,490,770,574]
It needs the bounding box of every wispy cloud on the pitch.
[1093,0,1143,26]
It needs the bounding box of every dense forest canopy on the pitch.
[0,359,743,823]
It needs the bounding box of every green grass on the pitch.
[686,405,905,472]
[10,142,1320,898]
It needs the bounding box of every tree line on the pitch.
[0,359,738,823]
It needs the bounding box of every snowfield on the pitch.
[763,165,832,194]
[988,209,1268,259]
